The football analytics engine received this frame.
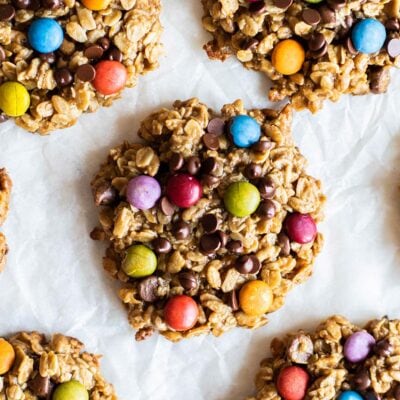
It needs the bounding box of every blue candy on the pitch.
[351,18,386,54]
[28,18,64,53]
[338,391,364,400]
[230,115,261,148]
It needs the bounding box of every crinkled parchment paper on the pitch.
[1,1,400,399]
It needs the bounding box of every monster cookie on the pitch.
[246,315,400,400]
[0,0,162,134]
[91,98,325,342]
[0,331,116,399]
[0,168,11,271]
[202,0,400,113]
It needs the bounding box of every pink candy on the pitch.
[126,175,161,210]
[285,213,317,244]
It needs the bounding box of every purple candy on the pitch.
[126,175,161,210]
[344,331,376,363]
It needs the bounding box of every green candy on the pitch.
[122,244,157,278]
[224,181,261,217]
[52,380,88,400]
[304,0,324,3]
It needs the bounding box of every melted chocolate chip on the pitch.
[138,276,159,302]
[203,133,220,150]
[76,64,96,82]
[252,140,272,153]
[0,5,15,21]
[202,157,218,175]
[169,152,184,172]
[278,233,290,256]
[308,33,326,52]
[344,37,357,55]
[353,368,371,390]
[13,0,31,9]
[186,156,201,175]
[200,233,221,255]
[84,44,104,59]
[152,237,172,254]
[159,196,175,216]
[178,271,198,290]
[249,0,267,13]
[258,200,276,219]
[226,240,243,254]
[310,41,328,58]
[39,52,56,64]
[202,174,219,187]
[386,17,400,31]
[273,0,293,8]
[93,182,118,206]
[259,176,276,199]
[327,0,346,10]
[108,48,123,62]
[41,0,63,9]
[302,9,321,25]
[216,230,228,247]
[173,221,190,240]
[227,290,239,311]
[374,339,393,357]
[54,68,73,87]
[201,213,219,233]
[98,37,110,51]
[235,255,261,274]
[207,118,225,136]
[318,4,336,24]
[245,163,262,180]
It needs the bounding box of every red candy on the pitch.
[164,295,199,331]
[277,366,310,400]
[285,213,317,244]
[166,173,202,208]
[92,60,127,95]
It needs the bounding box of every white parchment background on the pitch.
[1,1,400,399]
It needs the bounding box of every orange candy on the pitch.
[271,39,305,75]
[81,0,110,10]
[239,280,273,316]
[0,338,15,375]
[93,60,127,95]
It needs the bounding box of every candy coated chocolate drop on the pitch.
[338,391,364,400]
[164,295,199,331]
[0,338,15,375]
[351,18,386,54]
[28,18,64,53]
[126,175,161,210]
[224,181,260,217]
[344,331,376,363]
[272,39,305,75]
[229,115,261,148]
[52,380,88,400]
[166,173,202,208]
[276,366,310,400]
[0,81,30,117]
[285,213,317,244]
[82,0,110,10]
[122,245,157,278]
[92,60,127,95]
[239,280,273,316]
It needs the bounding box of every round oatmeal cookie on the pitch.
[247,315,400,400]
[0,168,11,271]
[0,331,117,399]
[202,0,400,113]
[0,0,162,134]
[91,98,326,342]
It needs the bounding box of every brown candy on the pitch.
[98,37,110,51]
[207,118,225,136]
[41,0,63,9]
[235,255,261,274]
[259,176,276,199]
[39,52,56,64]
[159,196,175,216]
[258,200,276,219]
[173,221,190,240]
[374,338,393,357]
[302,9,321,26]
[84,45,104,59]
[278,233,290,256]
[387,38,400,58]
[353,368,371,391]
[308,33,326,52]
[76,64,96,82]
[200,213,219,233]
[54,68,73,87]
[227,290,239,311]
[186,156,201,175]
[249,0,266,13]
[203,133,219,150]
[287,334,314,364]
[138,276,158,302]
[202,157,218,175]
[152,237,172,254]
[94,182,117,206]
[216,230,228,247]
[169,153,184,172]
[310,41,328,59]
[344,37,357,55]
[0,5,15,21]
[273,0,292,8]
[245,163,262,180]
[386,18,400,31]
[318,5,336,24]
[178,271,198,290]
[108,48,123,62]
[200,233,221,254]
[28,375,52,398]
[226,240,243,254]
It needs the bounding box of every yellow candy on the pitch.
[239,280,273,316]
[0,82,30,117]
[271,39,305,75]
[81,0,110,10]
[0,338,15,375]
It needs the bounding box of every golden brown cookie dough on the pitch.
[91,98,325,342]
[0,168,11,271]
[202,0,400,113]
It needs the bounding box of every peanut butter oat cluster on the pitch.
[0,0,162,134]
[0,331,116,399]
[0,168,11,272]
[91,98,325,342]
[247,315,400,400]
[202,0,400,113]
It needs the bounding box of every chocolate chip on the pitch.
[152,237,172,254]
[203,133,219,150]
[353,368,371,390]
[318,4,336,24]
[258,200,276,219]
[0,5,15,21]
[202,157,218,175]
[386,17,400,31]
[251,140,272,153]
[0,114,8,123]
[259,176,276,199]
[202,174,219,187]
[98,37,110,51]
[84,44,104,59]
[226,240,243,254]
[227,290,239,311]
[169,152,184,172]
[273,0,293,8]
[308,33,326,52]
[54,68,73,87]
[28,375,52,398]
[41,0,63,9]
[387,38,400,58]
[13,0,31,9]
[394,385,400,400]
[249,0,266,13]
[235,255,261,274]
[242,38,259,51]
[0,46,5,62]
[28,0,40,10]
[364,391,381,400]
[138,276,158,302]
[76,64,96,82]
[200,233,221,255]
[374,339,393,357]
[159,196,175,216]
[108,48,123,62]
[278,233,290,256]
[39,52,56,64]
[216,230,228,247]
[207,118,225,136]
[302,9,321,25]
[201,213,219,233]
[310,41,328,58]
[178,271,198,290]
[244,163,262,180]
[173,221,190,240]
[344,37,357,55]
[186,156,201,175]
[93,182,118,206]
[327,0,346,9]
[369,67,390,94]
